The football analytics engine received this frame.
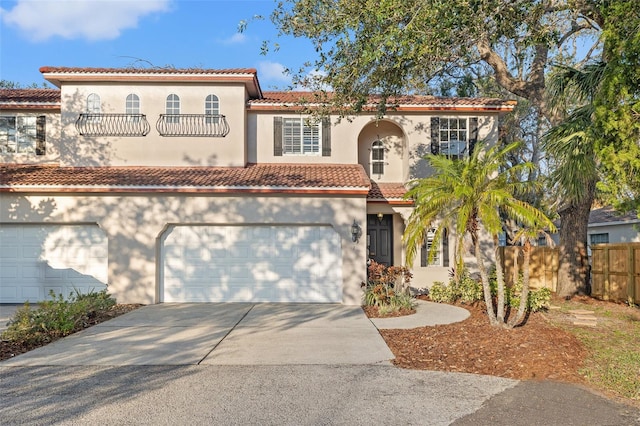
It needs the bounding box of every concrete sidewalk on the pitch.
[370,299,470,329]
[0,303,395,366]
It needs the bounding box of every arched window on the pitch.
[205,94,220,124]
[86,93,101,114]
[126,94,140,114]
[166,94,180,123]
[126,94,140,122]
[371,140,385,176]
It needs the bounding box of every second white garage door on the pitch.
[162,225,343,303]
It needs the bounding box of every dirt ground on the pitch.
[377,300,586,383]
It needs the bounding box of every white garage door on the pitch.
[162,225,343,303]
[0,224,108,303]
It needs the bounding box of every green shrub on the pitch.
[429,270,483,304]
[363,261,415,312]
[488,268,551,312]
[428,281,456,303]
[430,267,550,313]
[1,289,116,346]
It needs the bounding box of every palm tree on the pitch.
[403,141,555,328]
[542,62,604,299]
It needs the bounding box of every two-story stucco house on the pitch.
[0,67,515,305]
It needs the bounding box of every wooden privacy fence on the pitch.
[498,244,640,304]
[498,246,558,292]
[591,243,640,305]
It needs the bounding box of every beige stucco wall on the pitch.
[357,119,406,182]
[409,113,498,179]
[363,204,496,290]
[58,82,248,167]
[1,193,368,305]
[247,111,499,182]
[0,110,61,165]
[246,112,357,164]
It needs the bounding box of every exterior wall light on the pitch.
[351,219,361,243]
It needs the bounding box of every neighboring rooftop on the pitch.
[589,206,640,225]
[0,89,61,110]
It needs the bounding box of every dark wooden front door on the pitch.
[367,214,393,266]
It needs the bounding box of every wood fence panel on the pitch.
[499,246,557,291]
[590,243,640,304]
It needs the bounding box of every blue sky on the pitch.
[0,0,315,90]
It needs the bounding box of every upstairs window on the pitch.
[371,140,385,176]
[273,116,331,157]
[126,94,140,122]
[166,94,180,123]
[126,94,140,114]
[0,115,46,155]
[430,117,478,159]
[205,94,220,124]
[86,93,101,114]
[283,117,320,155]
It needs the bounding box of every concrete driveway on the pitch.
[0,303,395,366]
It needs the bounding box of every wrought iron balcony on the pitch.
[156,114,230,137]
[75,114,151,137]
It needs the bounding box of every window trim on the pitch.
[126,94,140,114]
[87,93,101,114]
[371,140,385,176]
[0,114,44,155]
[205,94,220,114]
[589,233,609,245]
[431,116,478,158]
[420,228,449,268]
[281,117,322,156]
[165,94,180,124]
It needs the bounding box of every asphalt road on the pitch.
[1,365,639,425]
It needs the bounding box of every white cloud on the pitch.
[258,61,290,83]
[293,69,331,92]
[218,32,246,45]
[1,0,171,41]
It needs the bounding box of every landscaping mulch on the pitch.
[377,301,587,383]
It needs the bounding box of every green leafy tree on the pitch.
[403,142,555,328]
[268,0,602,297]
[543,1,640,297]
[0,80,49,89]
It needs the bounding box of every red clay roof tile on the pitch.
[367,182,411,204]
[251,91,516,109]
[39,66,257,75]
[0,163,370,194]
[0,89,61,109]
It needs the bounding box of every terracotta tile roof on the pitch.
[368,182,412,204]
[589,206,640,225]
[0,163,370,194]
[250,91,516,110]
[39,66,257,75]
[0,89,61,110]
[40,66,263,98]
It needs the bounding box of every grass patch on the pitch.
[550,298,640,402]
